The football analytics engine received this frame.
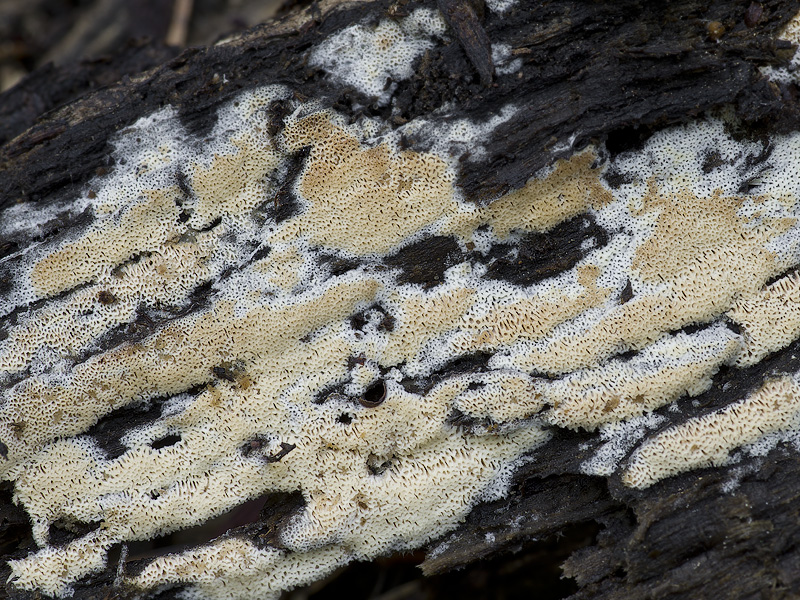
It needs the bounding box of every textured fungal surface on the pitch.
[4,6,800,598]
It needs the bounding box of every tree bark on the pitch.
[2,1,800,599]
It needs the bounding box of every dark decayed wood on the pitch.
[2,1,800,599]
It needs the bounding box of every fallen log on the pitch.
[2,1,800,599]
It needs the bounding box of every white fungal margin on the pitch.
[308,8,447,103]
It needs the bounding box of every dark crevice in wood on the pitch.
[254,145,309,225]
[0,481,33,558]
[350,303,396,334]
[316,251,363,278]
[385,235,464,289]
[644,332,800,438]
[241,490,308,550]
[436,0,494,85]
[479,214,610,288]
[150,433,182,450]
[399,351,494,395]
[84,385,205,460]
[86,279,215,357]
[83,401,164,460]
[121,490,306,580]
[241,438,297,463]
[446,407,499,434]
[422,472,619,575]
[48,518,103,548]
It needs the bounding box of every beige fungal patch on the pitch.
[543,327,742,430]
[441,149,611,240]
[190,130,281,230]
[631,186,791,285]
[7,327,356,590]
[512,186,795,375]
[284,419,546,554]
[8,531,112,598]
[254,244,305,291]
[31,188,183,297]
[460,288,602,350]
[728,271,800,366]
[311,378,460,457]
[128,423,545,600]
[279,113,456,255]
[456,265,610,352]
[0,279,380,476]
[623,377,800,489]
[1,237,215,376]
[486,149,613,237]
[381,286,476,367]
[130,541,342,599]
[452,371,545,423]
[7,284,547,595]
[511,295,694,375]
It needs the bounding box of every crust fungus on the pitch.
[3,32,800,599]
[623,377,800,489]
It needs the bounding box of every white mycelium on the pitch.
[309,8,447,103]
[4,57,800,600]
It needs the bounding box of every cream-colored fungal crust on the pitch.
[502,185,794,376]
[31,187,184,297]
[728,270,800,366]
[4,84,800,599]
[278,112,456,255]
[482,149,613,236]
[623,377,800,489]
[543,325,742,430]
[190,128,282,230]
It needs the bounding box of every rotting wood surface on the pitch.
[2,1,800,599]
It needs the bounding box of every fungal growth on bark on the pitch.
[3,0,800,599]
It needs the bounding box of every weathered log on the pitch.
[2,1,800,599]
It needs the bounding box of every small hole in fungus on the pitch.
[151,434,181,450]
[360,380,386,407]
[241,437,266,457]
[213,365,236,382]
[241,437,296,462]
[97,290,117,305]
[338,413,353,425]
[366,453,394,476]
